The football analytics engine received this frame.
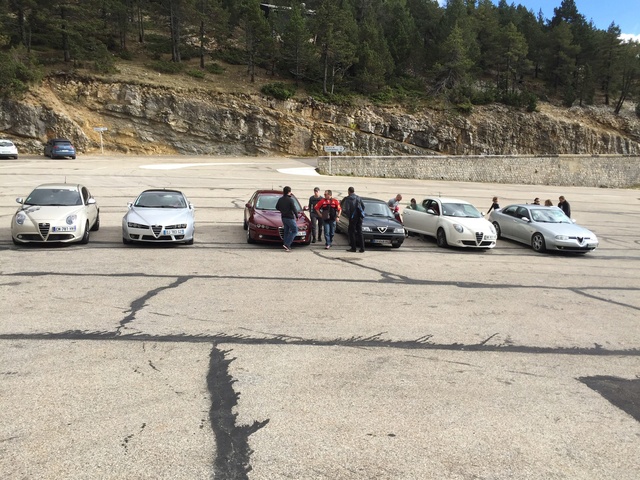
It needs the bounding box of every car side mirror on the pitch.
[16,197,23,204]
[87,198,96,205]
[245,202,251,209]
[427,208,436,215]
[127,202,133,209]
[303,205,309,211]
[189,203,194,210]
[521,217,530,222]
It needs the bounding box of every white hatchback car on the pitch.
[12,183,100,245]
[0,139,18,159]
[403,197,497,248]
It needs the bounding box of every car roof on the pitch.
[423,197,471,204]
[139,189,184,194]
[33,183,81,190]
[50,138,72,142]
[361,197,386,203]
[502,204,557,209]
[0,138,15,143]
[254,189,285,195]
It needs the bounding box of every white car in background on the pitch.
[12,183,99,245]
[403,197,497,248]
[122,189,195,245]
[0,139,18,159]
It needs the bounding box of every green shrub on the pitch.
[150,60,186,74]
[119,50,134,61]
[261,82,296,100]
[0,47,43,98]
[186,68,205,79]
[205,63,225,75]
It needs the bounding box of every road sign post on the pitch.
[323,146,345,175]
[93,127,108,154]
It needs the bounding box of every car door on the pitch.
[495,205,518,239]
[403,198,431,235]
[509,206,536,243]
[81,186,98,225]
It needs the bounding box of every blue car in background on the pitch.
[44,138,76,159]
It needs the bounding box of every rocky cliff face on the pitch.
[1,75,639,157]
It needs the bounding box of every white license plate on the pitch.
[52,226,76,232]
[372,239,391,244]
[296,232,306,237]
[163,229,185,235]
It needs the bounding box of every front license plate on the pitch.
[372,239,391,244]
[52,226,76,232]
[163,229,185,235]
[484,235,497,240]
[296,232,306,237]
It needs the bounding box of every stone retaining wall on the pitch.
[318,155,640,188]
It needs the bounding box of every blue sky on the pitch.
[507,0,640,38]
[438,1,640,40]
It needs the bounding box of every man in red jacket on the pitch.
[314,190,341,249]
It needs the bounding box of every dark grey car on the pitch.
[337,197,405,248]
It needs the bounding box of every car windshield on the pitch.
[135,191,186,208]
[25,188,82,206]
[530,208,572,224]
[255,194,302,211]
[441,203,482,218]
[363,201,394,218]
[0,140,14,147]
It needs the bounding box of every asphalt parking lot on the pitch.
[1,155,639,479]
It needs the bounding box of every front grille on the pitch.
[278,227,284,239]
[38,223,50,238]
[141,235,173,241]
[475,232,484,244]
[151,225,163,237]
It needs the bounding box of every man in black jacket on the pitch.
[343,186,365,253]
[276,186,299,251]
[558,195,571,217]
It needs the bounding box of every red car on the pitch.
[244,189,311,245]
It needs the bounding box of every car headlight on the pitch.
[394,228,405,234]
[66,214,77,225]
[127,222,148,229]
[555,235,569,240]
[165,224,187,229]
[16,213,26,225]
[453,224,464,233]
[362,226,372,232]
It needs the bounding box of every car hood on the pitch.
[17,205,85,222]
[363,216,402,228]
[126,207,192,225]
[536,222,596,237]
[253,210,308,226]
[444,216,493,230]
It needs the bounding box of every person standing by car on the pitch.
[276,186,298,251]
[387,193,403,223]
[487,196,500,214]
[544,199,553,206]
[558,196,571,217]
[314,190,341,249]
[533,197,541,205]
[344,186,365,253]
[308,187,323,243]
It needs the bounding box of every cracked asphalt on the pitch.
[1,155,639,479]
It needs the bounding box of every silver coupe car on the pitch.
[122,189,195,245]
[488,204,598,253]
[12,183,99,245]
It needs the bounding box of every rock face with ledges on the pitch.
[1,76,639,157]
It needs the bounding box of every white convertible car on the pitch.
[12,183,99,245]
[403,197,497,249]
[122,189,195,245]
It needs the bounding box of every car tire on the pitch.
[492,221,501,239]
[122,236,132,245]
[531,233,546,253]
[12,237,21,246]
[80,221,90,244]
[436,228,448,248]
[246,228,255,244]
[243,219,248,230]
[391,241,402,248]
[185,234,194,245]
[72,156,76,159]
[90,212,100,231]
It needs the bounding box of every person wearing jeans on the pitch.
[313,189,341,249]
[276,186,299,251]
